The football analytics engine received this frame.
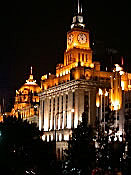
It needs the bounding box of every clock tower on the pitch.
[64,0,92,67]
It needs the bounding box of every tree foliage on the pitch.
[0,116,55,175]
[62,112,95,175]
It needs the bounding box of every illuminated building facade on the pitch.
[11,67,41,127]
[39,1,131,158]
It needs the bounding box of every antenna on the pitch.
[78,0,80,14]
[121,56,124,66]
[81,4,82,14]
[31,66,33,75]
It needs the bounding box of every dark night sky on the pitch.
[0,0,131,111]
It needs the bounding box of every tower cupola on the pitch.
[71,0,85,29]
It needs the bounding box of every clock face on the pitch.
[68,34,74,45]
[77,33,87,44]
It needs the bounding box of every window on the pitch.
[78,53,80,62]
[49,99,51,112]
[82,53,84,62]
[86,54,88,62]
[66,56,68,65]
[62,96,63,111]
[70,54,72,62]
[68,55,70,64]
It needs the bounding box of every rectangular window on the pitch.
[62,96,63,111]
[82,53,84,62]
[66,94,68,110]
[49,99,51,112]
[70,54,72,62]
[86,54,88,62]
[78,53,80,62]
[66,56,68,65]
[68,55,70,64]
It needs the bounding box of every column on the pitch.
[67,91,73,129]
[63,93,66,128]
[74,89,79,128]
[78,89,84,122]
[89,88,96,127]
[39,99,43,131]
[44,98,49,131]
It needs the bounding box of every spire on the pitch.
[71,0,85,29]
[31,66,33,75]
[25,67,37,85]
[78,0,80,14]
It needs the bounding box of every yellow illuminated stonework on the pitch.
[39,1,131,159]
[11,69,41,126]
[41,27,93,90]
[67,28,90,50]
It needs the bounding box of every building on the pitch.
[11,67,41,127]
[39,1,131,159]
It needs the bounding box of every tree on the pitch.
[62,112,95,175]
[0,116,55,175]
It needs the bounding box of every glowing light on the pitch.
[51,134,53,141]
[76,62,78,67]
[99,88,102,95]
[42,74,47,80]
[73,42,77,47]
[59,133,62,141]
[71,108,75,112]
[90,63,94,68]
[58,116,60,130]
[113,100,120,110]
[96,101,99,107]
[105,91,108,96]
[47,135,49,142]
[74,118,78,128]
[81,62,84,66]
[67,113,71,129]
[42,135,45,141]
[44,119,48,131]
[115,64,122,72]
[66,70,68,74]
[120,71,124,75]
[121,81,124,90]
[64,134,69,141]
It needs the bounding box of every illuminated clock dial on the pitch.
[77,33,87,44]
[68,34,74,45]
